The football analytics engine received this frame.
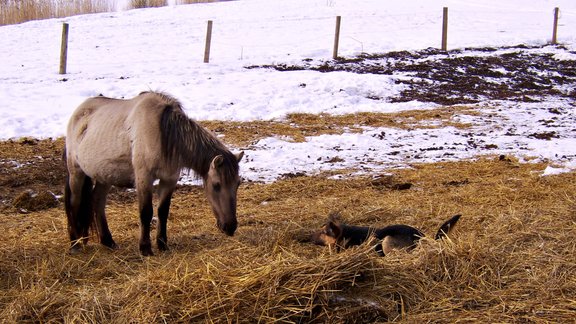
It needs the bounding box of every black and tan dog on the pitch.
[311,213,461,256]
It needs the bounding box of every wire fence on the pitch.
[53,7,570,74]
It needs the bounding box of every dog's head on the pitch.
[310,212,343,247]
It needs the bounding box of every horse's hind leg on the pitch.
[137,182,155,256]
[156,179,177,251]
[65,170,93,253]
[93,182,117,249]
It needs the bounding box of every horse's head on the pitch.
[204,152,244,236]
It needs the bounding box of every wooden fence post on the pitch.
[441,7,448,51]
[204,20,213,63]
[551,7,559,45]
[333,16,341,59]
[59,23,69,74]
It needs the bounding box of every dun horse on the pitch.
[311,213,461,256]
[64,91,243,256]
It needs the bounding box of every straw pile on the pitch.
[1,110,575,323]
[1,139,575,322]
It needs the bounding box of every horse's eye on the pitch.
[213,183,221,192]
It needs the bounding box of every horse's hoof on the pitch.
[158,246,169,252]
[102,238,118,250]
[157,239,169,252]
[140,245,154,256]
[103,242,119,250]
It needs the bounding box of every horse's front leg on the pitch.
[156,179,176,251]
[137,185,155,256]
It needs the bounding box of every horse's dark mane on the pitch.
[157,93,239,181]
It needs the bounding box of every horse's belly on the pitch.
[80,157,135,188]
[74,120,136,186]
[99,163,135,187]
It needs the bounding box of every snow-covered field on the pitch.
[1,0,575,182]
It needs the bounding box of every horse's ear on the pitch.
[235,151,245,162]
[212,155,224,168]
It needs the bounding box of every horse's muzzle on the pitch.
[218,220,237,236]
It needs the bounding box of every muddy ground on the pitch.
[249,44,576,105]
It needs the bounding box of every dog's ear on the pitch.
[328,211,342,223]
[326,221,342,239]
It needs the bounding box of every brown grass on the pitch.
[202,107,476,147]
[127,0,168,10]
[0,130,575,322]
[0,0,219,26]
[0,0,115,26]
[176,0,219,4]
[126,0,220,10]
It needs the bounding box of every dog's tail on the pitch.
[434,214,461,240]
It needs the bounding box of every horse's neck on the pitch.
[180,125,228,177]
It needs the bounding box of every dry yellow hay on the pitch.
[1,148,575,322]
[1,104,575,323]
[202,108,476,147]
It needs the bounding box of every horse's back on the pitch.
[66,92,172,186]
[68,96,132,137]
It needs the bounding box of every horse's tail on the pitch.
[434,214,462,240]
[63,148,94,244]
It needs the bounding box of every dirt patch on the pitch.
[247,44,576,105]
[0,138,66,211]
[12,190,59,213]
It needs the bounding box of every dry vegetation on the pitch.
[176,0,219,4]
[127,0,219,10]
[127,0,167,9]
[0,109,575,323]
[0,0,217,26]
[202,107,477,147]
[0,0,115,26]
